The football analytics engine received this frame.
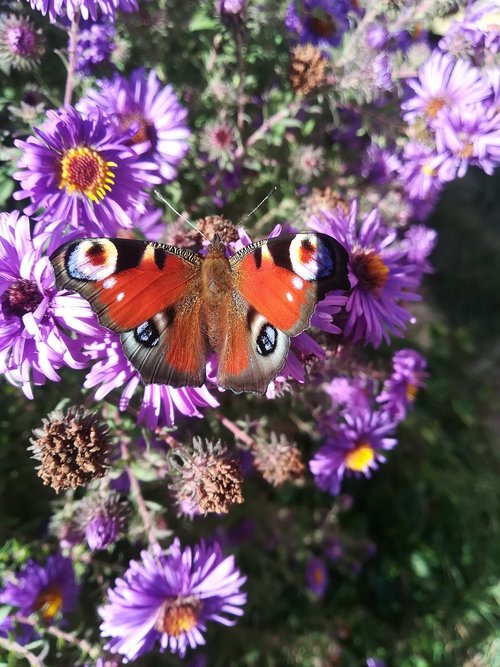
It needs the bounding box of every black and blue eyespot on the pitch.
[134,320,160,347]
[256,323,277,356]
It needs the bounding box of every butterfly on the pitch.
[50,231,349,394]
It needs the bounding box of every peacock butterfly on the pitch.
[50,230,349,394]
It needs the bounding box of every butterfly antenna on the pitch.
[238,187,277,225]
[153,190,210,242]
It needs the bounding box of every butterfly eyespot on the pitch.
[66,239,118,281]
[256,323,277,356]
[289,234,334,281]
[134,320,160,347]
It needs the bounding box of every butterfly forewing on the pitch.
[230,232,350,336]
[50,238,201,332]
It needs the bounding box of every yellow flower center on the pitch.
[421,162,436,177]
[406,383,418,402]
[352,249,389,295]
[59,146,116,204]
[156,598,201,637]
[35,585,63,621]
[425,97,446,118]
[345,441,375,472]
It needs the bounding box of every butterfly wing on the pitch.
[217,232,349,393]
[229,232,349,336]
[50,238,209,387]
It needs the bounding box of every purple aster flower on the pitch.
[366,22,389,50]
[77,69,190,183]
[0,554,78,623]
[401,224,437,278]
[80,492,129,551]
[0,14,45,74]
[285,0,350,49]
[0,212,102,399]
[367,659,386,667]
[75,20,116,75]
[306,557,328,597]
[99,539,247,660]
[310,409,398,495]
[401,50,491,127]
[377,349,427,420]
[397,141,445,201]
[309,202,420,347]
[26,0,138,23]
[324,376,372,414]
[439,1,500,62]
[129,205,165,241]
[361,144,401,185]
[216,0,246,15]
[13,105,159,236]
[84,332,219,430]
[434,103,500,178]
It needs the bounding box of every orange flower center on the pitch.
[425,97,446,118]
[345,441,375,472]
[406,383,418,402]
[457,141,473,159]
[59,146,116,204]
[120,112,150,145]
[352,249,389,295]
[156,598,201,637]
[307,10,338,38]
[35,585,63,621]
[313,566,325,584]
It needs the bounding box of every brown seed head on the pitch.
[304,187,350,218]
[289,43,328,95]
[252,433,305,487]
[30,406,112,493]
[169,437,244,515]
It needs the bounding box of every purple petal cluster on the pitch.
[0,212,102,398]
[78,68,190,182]
[309,202,420,347]
[27,0,138,23]
[310,409,398,495]
[285,0,350,49]
[84,332,219,429]
[377,349,427,420]
[439,1,500,63]
[399,38,500,200]
[13,105,160,236]
[306,556,329,597]
[75,20,116,75]
[0,554,79,623]
[99,539,246,660]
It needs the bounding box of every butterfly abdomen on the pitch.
[200,249,234,352]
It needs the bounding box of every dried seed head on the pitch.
[30,406,112,493]
[289,44,328,95]
[252,433,305,487]
[304,187,350,218]
[194,215,239,243]
[169,438,244,515]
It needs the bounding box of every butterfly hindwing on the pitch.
[230,232,349,337]
[120,293,209,387]
[50,238,201,332]
[217,295,290,394]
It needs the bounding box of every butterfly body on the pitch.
[50,231,349,394]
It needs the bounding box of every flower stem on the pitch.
[64,11,80,106]
[15,614,99,660]
[120,441,162,551]
[0,636,45,667]
[218,412,255,448]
